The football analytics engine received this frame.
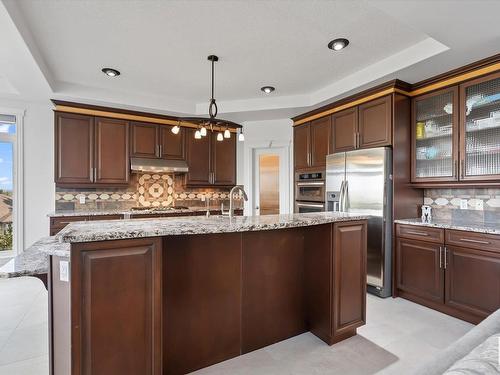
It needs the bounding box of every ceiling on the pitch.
[0,0,499,121]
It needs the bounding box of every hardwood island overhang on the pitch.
[50,213,368,375]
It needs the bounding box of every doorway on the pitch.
[250,145,290,216]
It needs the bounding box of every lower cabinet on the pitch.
[395,224,500,323]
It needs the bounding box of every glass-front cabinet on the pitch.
[412,87,459,182]
[460,72,500,181]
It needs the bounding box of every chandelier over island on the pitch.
[174,55,244,142]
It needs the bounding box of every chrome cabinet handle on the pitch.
[458,238,490,245]
[461,160,465,179]
[297,182,325,186]
[439,246,442,269]
[297,203,324,208]
[444,246,448,269]
[406,230,429,236]
[159,144,163,157]
[90,167,94,182]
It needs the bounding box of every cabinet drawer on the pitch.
[50,215,90,227]
[88,215,123,221]
[396,224,444,244]
[445,230,500,253]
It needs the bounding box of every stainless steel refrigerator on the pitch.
[325,147,392,298]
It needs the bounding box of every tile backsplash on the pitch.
[424,188,500,222]
[55,173,240,212]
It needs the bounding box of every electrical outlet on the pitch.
[476,200,484,211]
[460,199,468,210]
[59,261,70,282]
[79,195,85,204]
[201,195,206,202]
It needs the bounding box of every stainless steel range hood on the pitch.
[130,157,189,173]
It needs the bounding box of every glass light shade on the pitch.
[224,129,231,138]
[171,125,180,134]
[238,132,245,142]
[200,126,207,136]
[217,132,223,141]
[194,130,202,139]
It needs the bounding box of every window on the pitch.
[0,114,18,256]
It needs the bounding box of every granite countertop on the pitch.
[57,212,368,243]
[48,207,242,217]
[0,237,70,278]
[394,218,500,235]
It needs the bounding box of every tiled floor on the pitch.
[0,277,473,375]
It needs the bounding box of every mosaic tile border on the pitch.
[424,188,500,210]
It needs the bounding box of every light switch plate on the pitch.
[59,261,70,282]
[460,199,468,210]
[79,195,85,204]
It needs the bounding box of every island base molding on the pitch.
[49,221,367,375]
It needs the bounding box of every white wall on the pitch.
[0,98,54,249]
[237,118,293,215]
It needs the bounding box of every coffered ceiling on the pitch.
[0,0,499,121]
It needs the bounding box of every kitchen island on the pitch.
[50,212,367,375]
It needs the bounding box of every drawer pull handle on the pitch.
[406,230,429,236]
[458,238,490,245]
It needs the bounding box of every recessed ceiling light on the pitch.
[261,86,275,94]
[101,67,120,77]
[327,38,349,51]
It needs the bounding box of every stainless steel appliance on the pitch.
[295,171,325,202]
[326,147,392,298]
[295,171,325,213]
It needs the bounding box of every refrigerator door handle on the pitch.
[342,180,349,212]
[339,180,345,211]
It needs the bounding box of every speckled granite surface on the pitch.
[0,237,70,278]
[57,212,368,243]
[394,218,500,235]
[48,207,241,217]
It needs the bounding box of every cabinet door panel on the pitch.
[445,246,500,319]
[95,117,129,184]
[160,125,185,160]
[294,124,310,169]
[411,87,459,182]
[332,108,357,153]
[396,238,444,303]
[71,238,162,375]
[185,128,211,185]
[358,96,392,148]
[333,221,366,337]
[55,112,94,184]
[212,134,236,186]
[130,122,158,158]
[459,72,500,181]
[310,117,331,167]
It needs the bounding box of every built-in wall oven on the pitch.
[294,171,325,213]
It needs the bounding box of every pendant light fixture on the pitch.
[180,54,243,140]
[238,129,245,142]
[171,121,181,134]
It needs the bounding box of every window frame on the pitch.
[0,107,24,257]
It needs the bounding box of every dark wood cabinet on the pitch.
[332,107,358,153]
[310,116,331,167]
[293,118,330,171]
[160,125,185,160]
[130,122,159,158]
[358,95,392,148]
[185,129,236,186]
[396,224,500,323]
[130,122,185,160]
[94,117,129,184]
[294,123,310,170]
[55,112,129,186]
[396,238,444,303]
[445,245,500,320]
[212,133,237,185]
[55,112,94,185]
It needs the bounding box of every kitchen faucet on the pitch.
[221,185,248,218]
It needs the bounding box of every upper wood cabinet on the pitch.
[411,71,500,184]
[55,112,94,185]
[332,95,392,154]
[130,122,185,160]
[55,113,129,186]
[185,129,237,186]
[293,117,331,170]
[411,87,459,183]
[358,95,392,148]
[293,124,310,170]
[331,107,358,153]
